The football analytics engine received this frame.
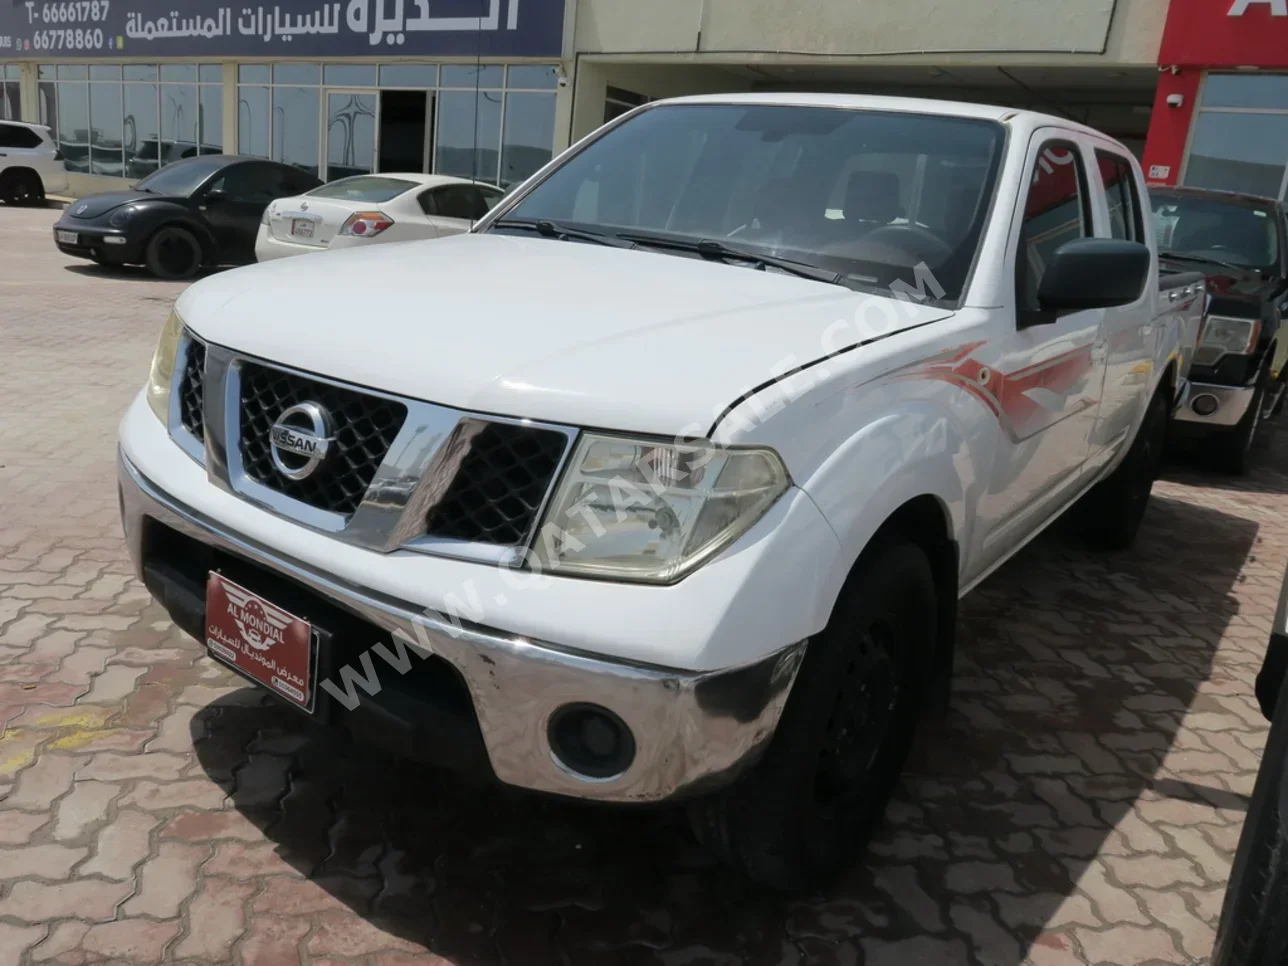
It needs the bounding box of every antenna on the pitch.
[470,0,484,226]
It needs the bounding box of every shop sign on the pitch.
[1161,0,1288,67]
[0,0,564,58]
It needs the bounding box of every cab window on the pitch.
[1017,140,1090,316]
[1096,151,1144,242]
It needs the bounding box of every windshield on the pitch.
[496,103,1005,300]
[307,176,419,203]
[1152,192,1280,272]
[135,158,228,196]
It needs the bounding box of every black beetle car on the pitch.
[53,155,321,280]
[1151,186,1288,473]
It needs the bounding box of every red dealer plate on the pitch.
[205,573,317,712]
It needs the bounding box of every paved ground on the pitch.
[1,203,1285,966]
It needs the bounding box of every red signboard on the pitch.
[1161,0,1288,68]
[206,574,316,712]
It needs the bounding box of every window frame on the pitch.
[1095,150,1146,244]
[1015,138,1093,328]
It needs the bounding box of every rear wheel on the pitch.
[688,539,935,892]
[1212,669,1288,966]
[1075,389,1167,551]
[144,226,203,280]
[0,169,44,206]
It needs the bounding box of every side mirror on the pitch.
[204,187,227,202]
[1037,238,1151,313]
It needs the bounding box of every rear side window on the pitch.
[309,176,417,203]
[1096,151,1145,243]
[0,123,43,149]
[1016,140,1090,315]
[422,184,491,220]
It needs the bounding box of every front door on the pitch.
[975,134,1109,570]
[200,162,283,262]
[324,91,377,181]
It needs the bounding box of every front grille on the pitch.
[238,363,407,517]
[426,423,568,546]
[179,340,206,440]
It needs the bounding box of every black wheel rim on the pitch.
[814,616,902,807]
[157,233,197,276]
[13,180,32,203]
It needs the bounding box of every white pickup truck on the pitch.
[118,93,1205,890]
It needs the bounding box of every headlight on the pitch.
[145,309,184,423]
[108,206,134,228]
[1200,315,1260,357]
[531,434,790,583]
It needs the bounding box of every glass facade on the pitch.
[12,59,555,185]
[0,65,20,121]
[237,62,557,185]
[38,63,222,176]
[1184,73,1288,199]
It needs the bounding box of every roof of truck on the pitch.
[655,92,1110,139]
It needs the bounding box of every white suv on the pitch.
[0,120,68,205]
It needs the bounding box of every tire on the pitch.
[1075,389,1168,552]
[144,225,203,280]
[1212,668,1288,966]
[0,169,44,207]
[687,538,936,892]
[1215,365,1269,476]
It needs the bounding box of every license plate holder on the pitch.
[55,230,78,245]
[205,572,319,713]
[291,219,315,239]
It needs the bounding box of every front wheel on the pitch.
[1215,365,1269,476]
[1075,389,1167,551]
[688,539,935,892]
[144,225,203,280]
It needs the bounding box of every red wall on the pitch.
[1140,70,1200,186]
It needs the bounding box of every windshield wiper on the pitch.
[491,219,636,249]
[615,231,847,287]
[1161,251,1251,274]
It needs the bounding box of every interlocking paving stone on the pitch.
[1,204,1286,964]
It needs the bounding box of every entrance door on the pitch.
[324,91,377,181]
[378,90,433,173]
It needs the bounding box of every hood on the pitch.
[179,233,954,437]
[66,191,152,220]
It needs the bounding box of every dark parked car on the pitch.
[53,155,321,280]
[1151,186,1288,473]
[1212,563,1288,965]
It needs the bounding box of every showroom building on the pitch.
[1,0,1171,195]
[1142,0,1288,197]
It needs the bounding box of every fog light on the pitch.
[1192,394,1220,417]
[547,704,635,780]
[104,236,127,245]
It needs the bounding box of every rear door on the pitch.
[0,122,54,185]
[976,133,1109,567]
[1088,147,1155,464]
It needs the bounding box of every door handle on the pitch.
[1168,290,1180,301]
[198,205,207,211]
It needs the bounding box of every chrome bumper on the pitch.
[118,450,804,804]
[1173,380,1256,429]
